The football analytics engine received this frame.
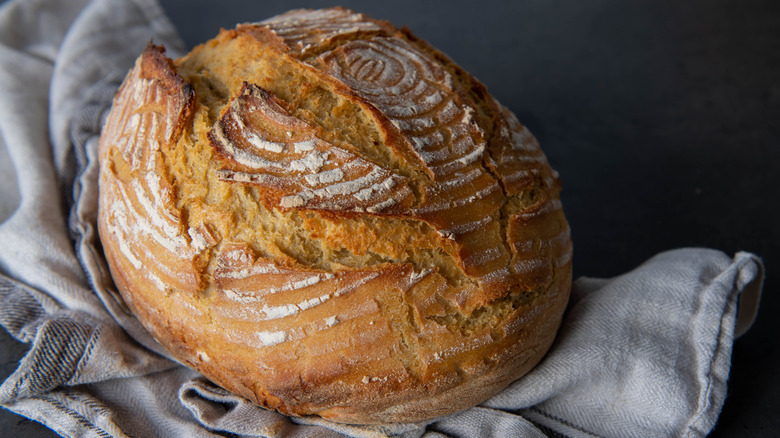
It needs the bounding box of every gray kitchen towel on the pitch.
[0,0,765,437]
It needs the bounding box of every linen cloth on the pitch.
[0,0,765,436]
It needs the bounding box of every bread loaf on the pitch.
[97,7,572,423]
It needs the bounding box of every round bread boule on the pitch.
[97,7,572,423]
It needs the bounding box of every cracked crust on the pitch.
[97,7,572,424]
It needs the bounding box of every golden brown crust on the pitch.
[208,81,416,215]
[97,8,572,424]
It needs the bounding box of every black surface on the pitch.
[1,0,778,436]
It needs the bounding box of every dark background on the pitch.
[1,0,777,436]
